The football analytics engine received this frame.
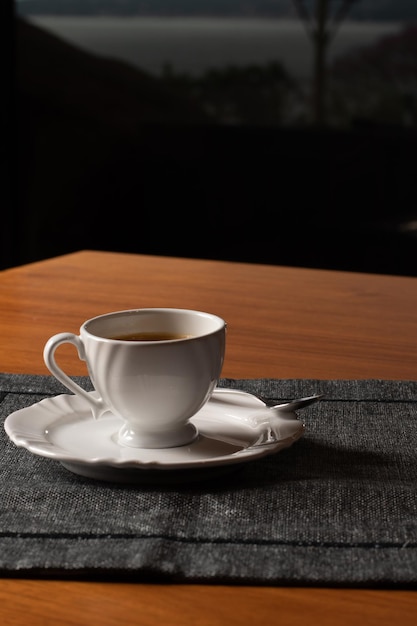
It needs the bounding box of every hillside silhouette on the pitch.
[17,16,210,128]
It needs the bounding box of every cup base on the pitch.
[117,422,198,449]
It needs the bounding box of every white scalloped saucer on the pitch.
[4,388,305,484]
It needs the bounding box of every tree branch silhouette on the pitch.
[292,0,359,125]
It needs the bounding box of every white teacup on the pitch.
[43,308,226,448]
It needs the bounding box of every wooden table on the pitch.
[1,250,417,625]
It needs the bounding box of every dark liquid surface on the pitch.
[109,332,192,341]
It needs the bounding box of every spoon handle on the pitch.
[269,394,324,412]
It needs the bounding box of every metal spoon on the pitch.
[215,388,324,414]
[255,393,324,412]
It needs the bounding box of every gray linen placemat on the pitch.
[1,372,417,588]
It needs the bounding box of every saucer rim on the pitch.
[4,388,305,473]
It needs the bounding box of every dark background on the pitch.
[4,2,417,276]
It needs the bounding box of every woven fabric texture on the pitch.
[1,373,417,587]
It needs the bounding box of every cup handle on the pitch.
[43,332,107,419]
